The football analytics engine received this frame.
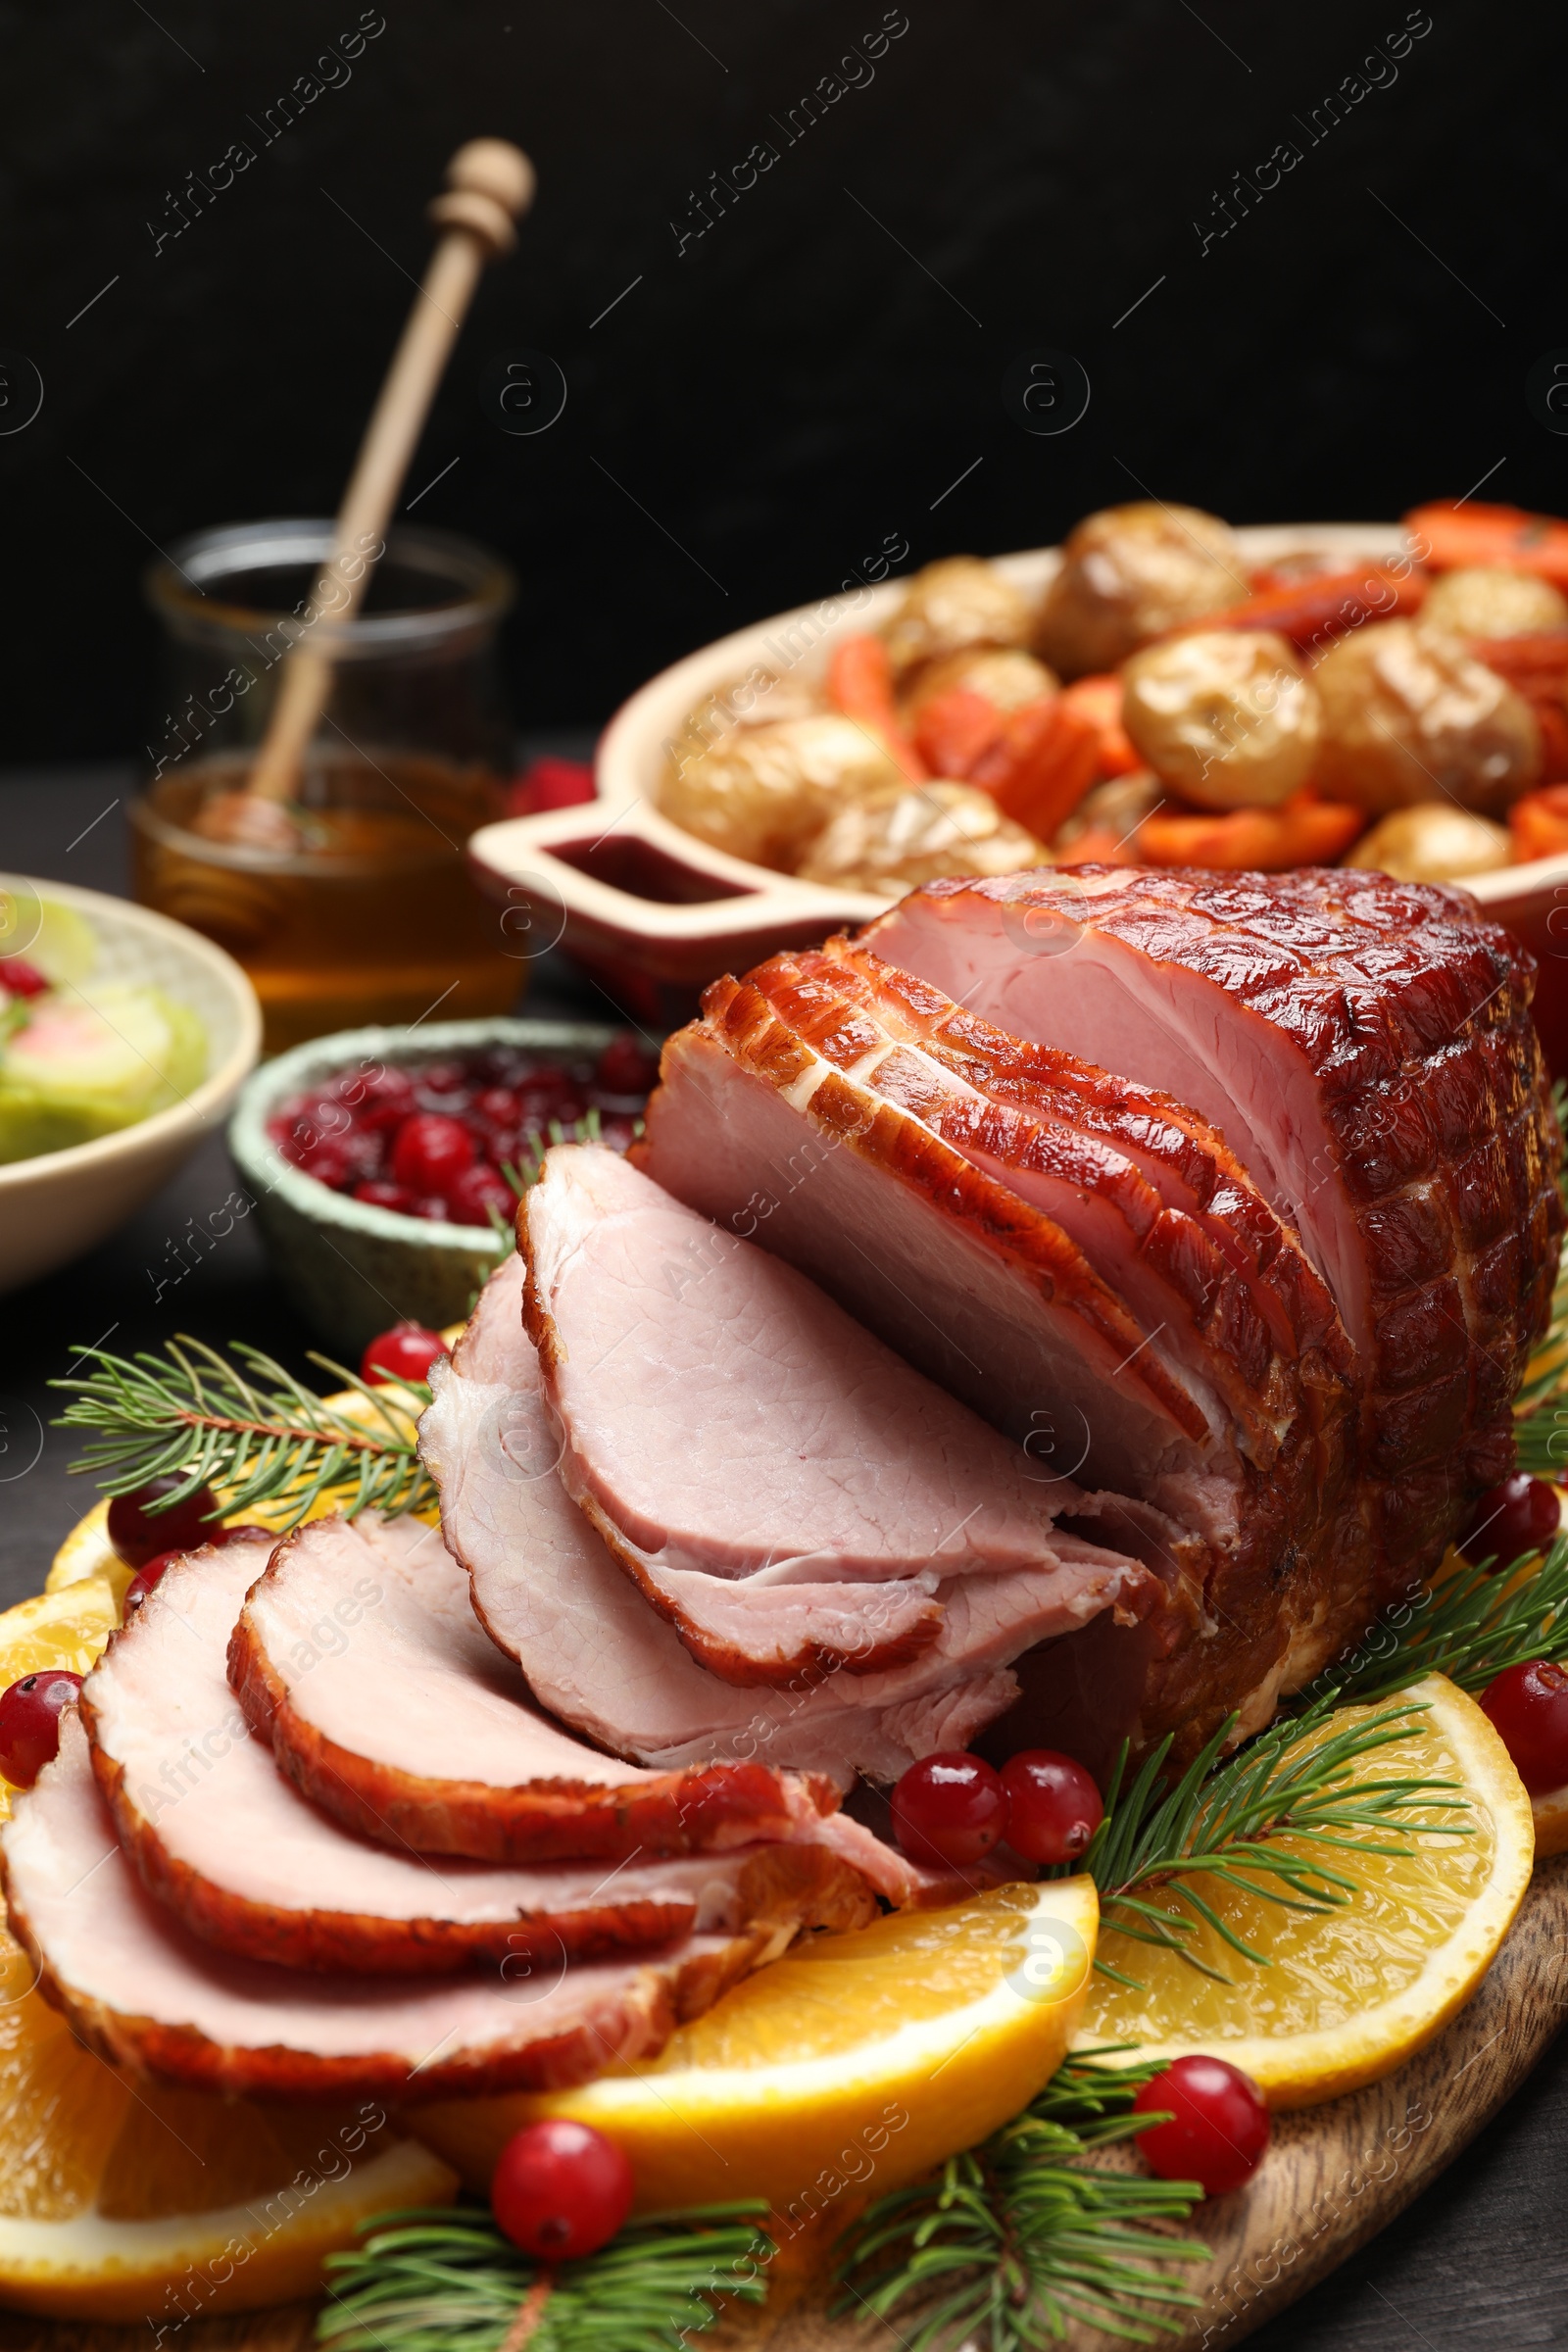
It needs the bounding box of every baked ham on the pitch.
[865,867,1564,1582]
[636,868,1561,1751]
[82,1538,873,1974]
[0,1717,838,2101]
[230,1507,994,1906]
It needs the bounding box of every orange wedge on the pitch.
[1076,1675,1534,2107]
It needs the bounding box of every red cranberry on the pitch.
[123,1551,182,1614]
[1481,1658,1568,1792]
[1133,2056,1271,2194]
[506,756,597,817]
[0,1671,83,1788]
[596,1035,659,1098]
[354,1179,417,1212]
[391,1113,473,1193]
[491,2119,633,2259]
[360,1325,450,1387]
[1000,1749,1104,1865]
[473,1086,522,1129]
[354,1068,418,1131]
[107,1480,223,1567]
[293,1135,356,1190]
[1459,1475,1561,1569]
[0,956,49,998]
[446,1164,516,1228]
[891,1751,1007,1868]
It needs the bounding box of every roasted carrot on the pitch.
[1404,500,1568,587]
[911,686,1005,779]
[970,695,1102,840]
[1136,792,1366,871]
[1057,673,1142,776]
[827,635,927,779]
[1470,632,1568,783]
[1509,784,1568,863]
[1187,564,1427,652]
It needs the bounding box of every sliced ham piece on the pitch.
[523,1139,1167,1598]
[423,1251,1153,1790]
[865,866,1564,1582]
[82,1539,873,1974]
[227,1511,841,1864]
[0,1717,808,2101]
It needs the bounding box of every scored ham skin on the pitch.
[0,1717,825,2102]
[519,1146,1162,1690]
[816,939,1349,1381]
[751,945,1352,1482]
[864,866,1564,1590]
[228,1512,843,1865]
[637,982,1336,1746]
[424,1250,1151,1800]
[82,1539,873,1974]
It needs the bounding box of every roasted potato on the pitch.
[1419,565,1568,640]
[661,715,905,871]
[1344,804,1513,882]
[882,558,1034,677]
[1120,629,1320,810]
[798,781,1045,893]
[1312,620,1542,817]
[902,645,1057,717]
[1034,502,1248,678]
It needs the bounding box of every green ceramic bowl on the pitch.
[227,1016,623,1355]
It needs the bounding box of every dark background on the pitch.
[4,11,1568,2346]
[1,0,1565,760]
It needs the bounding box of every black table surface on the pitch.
[1,770,1564,2351]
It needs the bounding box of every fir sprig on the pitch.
[317,2203,772,2352]
[1069,1692,1469,1983]
[833,2053,1207,2350]
[51,1335,435,1531]
[1303,1536,1568,1708]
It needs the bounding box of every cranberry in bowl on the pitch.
[228,1017,656,1356]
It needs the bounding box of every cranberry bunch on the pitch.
[891,1747,1104,1869]
[269,1037,658,1229]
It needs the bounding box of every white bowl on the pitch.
[464,522,1436,986]
[0,875,263,1294]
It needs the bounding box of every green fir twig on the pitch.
[833,2053,1207,2350]
[51,1336,435,1532]
[316,2203,772,2352]
[1063,1693,1469,1984]
[1301,1534,1568,1708]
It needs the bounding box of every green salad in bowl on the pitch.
[0,900,208,1163]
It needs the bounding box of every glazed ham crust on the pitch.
[865,866,1564,1590]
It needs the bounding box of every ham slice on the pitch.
[521,1148,1161,1646]
[865,867,1564,1582]
[0,1717,806,2100]
[227,1511,841,1864]
[82,1539,873,1973]
[424,1251,1153,1790]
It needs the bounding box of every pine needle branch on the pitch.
[51,1336,435,1532]
[317,2203,773,2352]
[1299,1535,1568,1708]
[1054,1694,1470,1984]
[834,2056,1207,2351]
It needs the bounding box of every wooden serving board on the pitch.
[7,1856,1565,2352]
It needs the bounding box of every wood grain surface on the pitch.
[6,1857,1563,2352]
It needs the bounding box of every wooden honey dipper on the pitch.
[196,138,535,849]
